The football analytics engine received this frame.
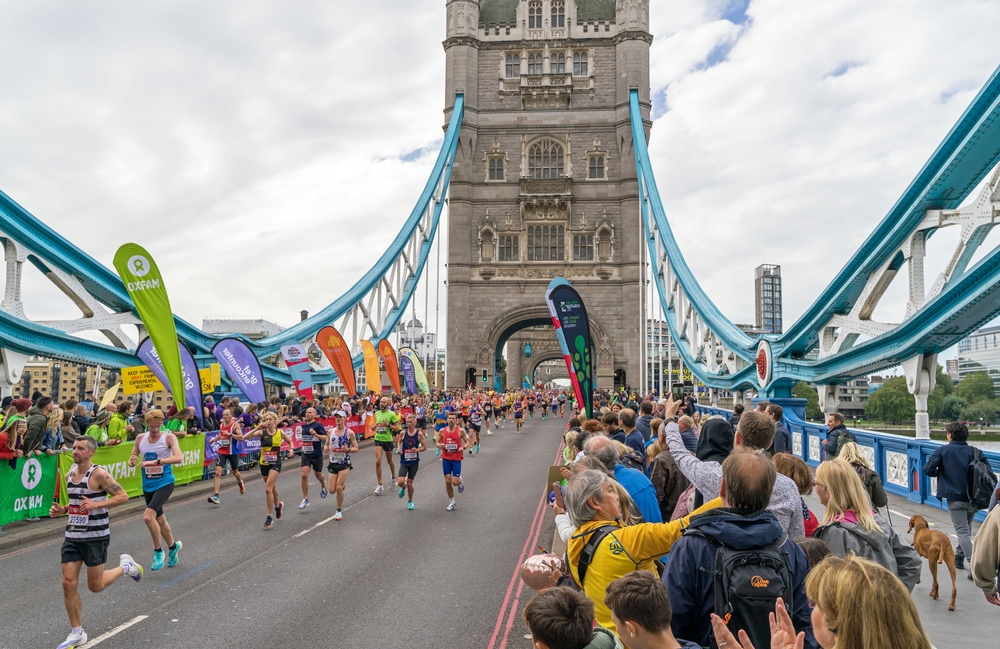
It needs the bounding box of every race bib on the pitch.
[67,505,88,528]
[404,451,418,462]
[144,464,164,477]
[218,437,230,448]
[263,451,279,464]
[330,452,347,463]
[376,425,387,434]
[445,443,458,452]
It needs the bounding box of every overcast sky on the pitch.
[2,0,999,364]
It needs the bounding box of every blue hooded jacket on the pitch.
[663,509,816,649]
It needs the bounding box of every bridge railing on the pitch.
[696,403,1000,522]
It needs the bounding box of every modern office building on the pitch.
[754,264,782,334]
[945,358,959,381]
[957,325,1000,392]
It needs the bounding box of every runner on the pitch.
[433,401,447,455]
[128,409,183,571]
[206,408,245,505]
[461,394,472,428]
[481,397,493,435]
[51,436,142,649]
[415,398,427,433]
[467,404,482,454]
[558,391,566,417]
[372,396,401,494]
[540,392,548,421]
[492,394,502,428]
[513,395,524,432]
[298,407,329,509]
[527,392,535,419]
[243,412,292,529]
[435,411,470,511]
[396,413,427,510]
[323,409,358,520]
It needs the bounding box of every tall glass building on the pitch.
[957,325,1000,392]
[755,264,782,334]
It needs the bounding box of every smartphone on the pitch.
[551,482,565,510]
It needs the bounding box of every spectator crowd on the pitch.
[522,393,1000,649]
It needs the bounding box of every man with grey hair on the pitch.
[584,435,661,523]
[565,469,717,640]
[677,416,697,454]
[660,396,805,541]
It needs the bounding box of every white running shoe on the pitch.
[119,554,143,582]
[57,630,87,649]
[299,499,309,509]
[446,502,456,511]
[334,510,343,521]
[374,484,384,495]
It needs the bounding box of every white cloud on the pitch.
[648,0,1000,360]
[2,1,999,365]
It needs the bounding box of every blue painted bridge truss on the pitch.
[0,96,463,387]
[632,61,1000,398]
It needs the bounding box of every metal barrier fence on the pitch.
[696,399,1000,523]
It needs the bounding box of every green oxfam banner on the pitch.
[56,436,207,506]
[0,455,58,526]
[114,243,186,413]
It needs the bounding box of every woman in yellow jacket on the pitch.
[566,469,720,636]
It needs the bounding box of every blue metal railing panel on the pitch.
[696,404,1000,522]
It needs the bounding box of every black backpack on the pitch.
[967,448,998,510]
[688,529,793,649]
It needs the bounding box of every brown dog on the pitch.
[908,514,957,611]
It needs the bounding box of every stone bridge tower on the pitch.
[443,0,651,390]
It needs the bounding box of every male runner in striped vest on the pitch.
[49,435,142,649]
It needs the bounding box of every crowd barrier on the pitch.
[1,412,385,526]
[697,398,1000,522]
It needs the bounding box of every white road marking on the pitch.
[889,509,910,518]
[86,615,148,647]
[294,514,338,537]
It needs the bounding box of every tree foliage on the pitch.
[960,398,1000,425]
[941,395,967,421]
[792,381,823,420]
[957,371,996,404]
[865,376,915,423]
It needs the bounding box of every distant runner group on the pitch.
[49,388,575,649]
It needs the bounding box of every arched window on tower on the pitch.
[480,229,495,263]
[498,235,519,261]
[552,52,565,74]
[528,53,542,75]
[552,1,565,28]
[528,140,564,179]
[506,54,520,78]
[528,1,542,29]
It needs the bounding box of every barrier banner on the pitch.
[280,344,314,400]
[400,353,419,395]
[399,347,430,394]
[545,278,595,420]
[114,244,186,413]
[316,326,357,397]
[377,339,401,394]
[0,455,58,526]
[122,365,165,394]
[55,435,206,506]
[361,340,382,394]
[211,338,266,404]
[137,338,203,425]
